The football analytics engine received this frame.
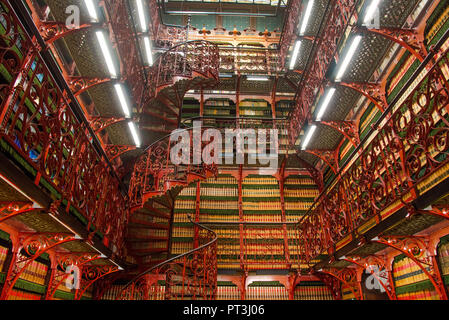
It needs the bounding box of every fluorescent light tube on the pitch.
[143,36,153,66]
[363,0,381,24]
[96,31,118,78]
[247,76,269,81]
[301,125,316,150]
[114,84,130,118]
[289,40,301,70]
[136,0,147,32]
[316,87,336,121]
[335,35,362,81]
[299,0,314,35]
[84,0,98,21]
[128,122,141,147]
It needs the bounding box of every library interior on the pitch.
[0,0,449,301]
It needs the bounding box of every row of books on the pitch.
[0,245,7,272]
[201,187,239,197]
[7,289,41,300]
[285,202,315,210]
[171,227,195,238]
[239,101,269,108]
[396,289,440,300]
[200,200,239,210]
[205,100,233,107]
[171,242,194,255]
[16,259,48,285]
[438,241,449,275]
[393,255,430,287]
[242,176,278,184]
[242,188,280,197]
[284,189,319,198]
[245,286,288,300]
[245,244,285,255]
[217,286,241,300]
[294,285,334,300]
[284,177,316,185]
[243,202,281,210]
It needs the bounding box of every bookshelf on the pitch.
[294,282,334,300]
[246,282,288,300]
[392,253,441,300]
[181,97,201,120]
[239,99,272,118]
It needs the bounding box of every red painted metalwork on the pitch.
[372,235,448,300]
[220,47,281,74]
[116,217,217,300]
[278,0,301,69]
[37,21,92,45]
[288,0,358,146]
[296,44,449,267]
[68,77,112,97]
[355,26,427,62]
[145,40,219,99]
[0,232,77,299]
[414,206,449,221]
[342,255,396,300]
[88,116,126,134]
[105,145,137,161]
[102,0,146,106]
[316,120,360,147]
[128,127,218,210]
[313,271,342,300]
[0,0,128,257]
[45,252,101,300]
[74,265,119,300]
[303,149,339,174]
[0,201,43,223]
[315,267,362,300]
[334,82,387,113]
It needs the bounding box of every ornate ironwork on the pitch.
[117,217,217,300]
[74,265,120,300]
[296,44,449,267]
[317,120,360,147]
[372,235,448,300]
[37,21,92,45]
[45,252,101,300]
[105,145,137,161]
[0,0,128,257]
[68,77,112,97]
[128,127,218,210]
[0,201,43,223]
[288,0,358,146]
[88,116,126,133]
[0,232,77,299]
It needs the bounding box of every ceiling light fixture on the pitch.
[363,0,381,24]
[299,0,314,35]
[128,121,141,148]
[96,31,118,78]
[136,0,147,32]
[247,75,269,81]
[335,35,362,81]
[143,36,153,66]
[83,0,98,21]
[114,84,131,118]
[316,87,336,121]
[289,40,302,70]
[301,125,317,150]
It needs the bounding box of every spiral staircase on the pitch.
[138,40,220,145]
[123,39,220,288]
